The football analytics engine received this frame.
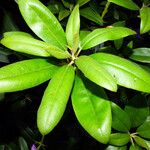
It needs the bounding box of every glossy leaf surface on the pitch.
[1,34,51,57]
[109,133,130,146]
[124,94,149,128]
[130,48,150,63]
[0,59,59,93]
[137,117,150,139]
[66,5,80,52]
[80,27,136,50]
[140,6,150,34]
[37,65,75,135]
[80,7,103,25]
[72,74,111,143]
[18,0,67,50]
[111,102,131,132]
[91,53,150,93]
[108,0,139,10]
[75,56,117,92]
[134,136,150,149]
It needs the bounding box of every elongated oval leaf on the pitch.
[137,118,150,139]
[18,0,67,50]
[1,35,51,57]
[71,74,112,143]
[124,94,149,128]
[111,102,131,132]
[130,48,150,63]
[75,56,117,92]
[140,6,150,34]
[37,65,75,135]
[80,7,103,25]
[134,136,150,149]
[0,59,59,93]
[80,27,136,50]
[108,0,139,10]
[91,53,150,93]
[109,133,130,146]
[66,5,80,52]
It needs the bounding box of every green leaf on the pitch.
[18,0,67,50]
[140,6,150,34]
[109,133,130,146]
[44,45,71,59]
[137,117,150,139]
[0,145,5,150]
[129,144,141,150]
[37,65,75,135]
[80,7,103,25]
[71,74,111,144]
[58,9,70,21]
[18,137,29,150]
[130,48,150,63]
[0,59,59,93]
[75,56,117,92]
[1,34,51,57]
[80,27,136,50]
[66,5,80,52]
[134,136,150,149]
[108,0,139,10]
[3,31,32,38]
[91,53,150,93]
[124,94,149,128]
[80,30,91,42]
[106,145,127,150]
[111,102,131,132]
[77,0,90,6]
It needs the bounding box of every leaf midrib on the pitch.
[27,2,66,50]
[0,65,53,80]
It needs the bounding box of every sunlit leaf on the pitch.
[91,53,150,93]
[18,0,67,50]
[72,74,111,143]
[66,5,80,52]
[75,56,117,92]
[80,27,136,50]
[37,65,75,135]
[140,6,150,34]
[0,59,59,93]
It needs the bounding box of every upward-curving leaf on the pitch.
[37,65,75,135]
[80,27,136,50]
[91,53,150,93]
[18,0,67,50]
[77,0,90,6]
[66,5,80,52]
[72,74,111,143]
[0,59,59,93]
